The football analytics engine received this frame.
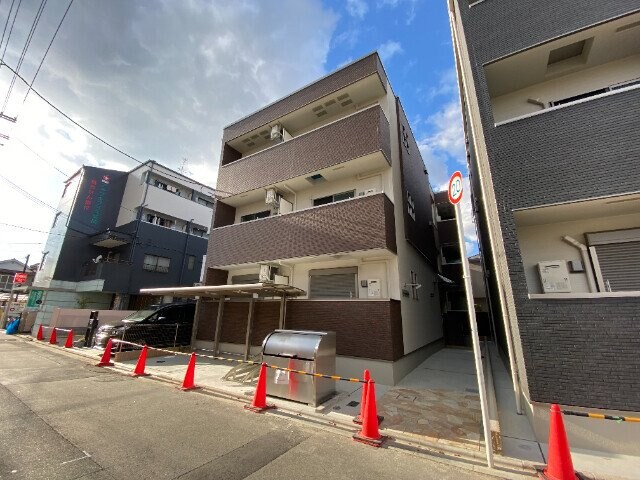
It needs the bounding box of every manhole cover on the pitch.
[347,401,360,407]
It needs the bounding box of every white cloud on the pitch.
[378,40,403,62]
[418,68,458,103]
[376,0,419,25]
[346,0,369,19]
[0,0,338,262]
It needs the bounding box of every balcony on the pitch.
[217,105,391,196]
[208,193,396,267]
[437,219,458,245]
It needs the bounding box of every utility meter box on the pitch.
[538,261,571,293]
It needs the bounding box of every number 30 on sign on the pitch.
[448,171,463,205]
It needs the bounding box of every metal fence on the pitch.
[115,323,193,351]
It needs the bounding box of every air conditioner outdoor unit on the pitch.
[358,188,376,196]
[265,188,279,205]
[259,264,278,283]
[270,124,283,140]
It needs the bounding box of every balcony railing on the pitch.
[217,105,391,196]
[208,193,396,267]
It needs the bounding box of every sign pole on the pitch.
[448,171,494,469]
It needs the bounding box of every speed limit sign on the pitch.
[448,171,463,205]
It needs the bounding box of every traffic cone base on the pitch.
[64,330,74,348]
[179,353,198,390]
[535,467,583,480]
[244,363,275,413]
[353,379,386,447]
[96,339,114,367]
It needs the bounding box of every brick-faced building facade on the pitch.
[196,53,445,384]
[448,0,640,453]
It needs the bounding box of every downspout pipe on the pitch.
[562,236,597,293]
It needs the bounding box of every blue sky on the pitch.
[0,0,475,262]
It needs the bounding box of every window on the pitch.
[240,210,271,222]
[187,256,195,271]
[587,228,640,292]
[191,227,208,237]
[313,190,355,207]
[231,273,260,284]
[197,197,214,208]
[309,267,358,299]
[145,213,174,229]
[407,192,416,221]
[143,255,170,273]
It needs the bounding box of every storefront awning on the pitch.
[139,283,306,299]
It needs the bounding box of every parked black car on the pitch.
[93,302,196,350]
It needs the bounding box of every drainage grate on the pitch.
[347,401,360,407]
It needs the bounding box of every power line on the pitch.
[21,0,73,106]
[0,0,20,63]
[12,136,69,176]
[0,172,57,211]
[2,0,48,112]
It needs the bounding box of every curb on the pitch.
[21,336,535,478]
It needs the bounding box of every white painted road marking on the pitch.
[60,451,91,465]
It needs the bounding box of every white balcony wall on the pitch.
[144,185,212,228]
[492,54,640,123]
[116,168,146,226]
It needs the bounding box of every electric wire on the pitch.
[0,59,228,196]
[12,136,69,177]
[20,0,73,107]
[0,0,19,63]
[1,0,48,112]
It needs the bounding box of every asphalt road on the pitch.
[0,337,498,480]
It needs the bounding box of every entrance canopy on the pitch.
[139,283,306,359]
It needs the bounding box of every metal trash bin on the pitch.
[262,330,336,407]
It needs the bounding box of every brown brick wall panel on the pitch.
[195,299,403,361]
[205,268,228,285]
[223,54,388,142]
[217,106,391,195]
[207,193,396,267]
[210,201,236,229]
[286,299,404,361]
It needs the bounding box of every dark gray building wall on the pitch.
[456,0,640,410]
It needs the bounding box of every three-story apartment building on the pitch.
[195,53,445,383]
[448,0,640,454]
[32,161,215,325]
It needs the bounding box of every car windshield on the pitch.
[122,309,155,323]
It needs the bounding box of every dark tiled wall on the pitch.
[395,100,438,264]
[207,193,396,267]
[196,299,404,361]
[217,106,391,195]
[457,0,640,411]
[222,53,388,142]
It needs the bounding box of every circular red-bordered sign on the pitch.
[448,171,463,205]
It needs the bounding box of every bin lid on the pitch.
[262,330,329,360]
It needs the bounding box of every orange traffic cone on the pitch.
[179,353,198,390]
[36,325,44,341]
[131,346,151,377]
[244,363,275,413]
[353,369,370,424]
[540,404,579,480]
[64,330,74,348]
[353,380,386,447]
[96,339,115,367]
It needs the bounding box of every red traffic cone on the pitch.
[244,363,275,413]
[36,325,44,341]
[353,380,386,447]
[540,404,579,480]
[131,346,150,377]
[179,353,199,390]
[49,328,58,345]
[96,339,115,367]
[353,369,370,424]
[64,330,74,348]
